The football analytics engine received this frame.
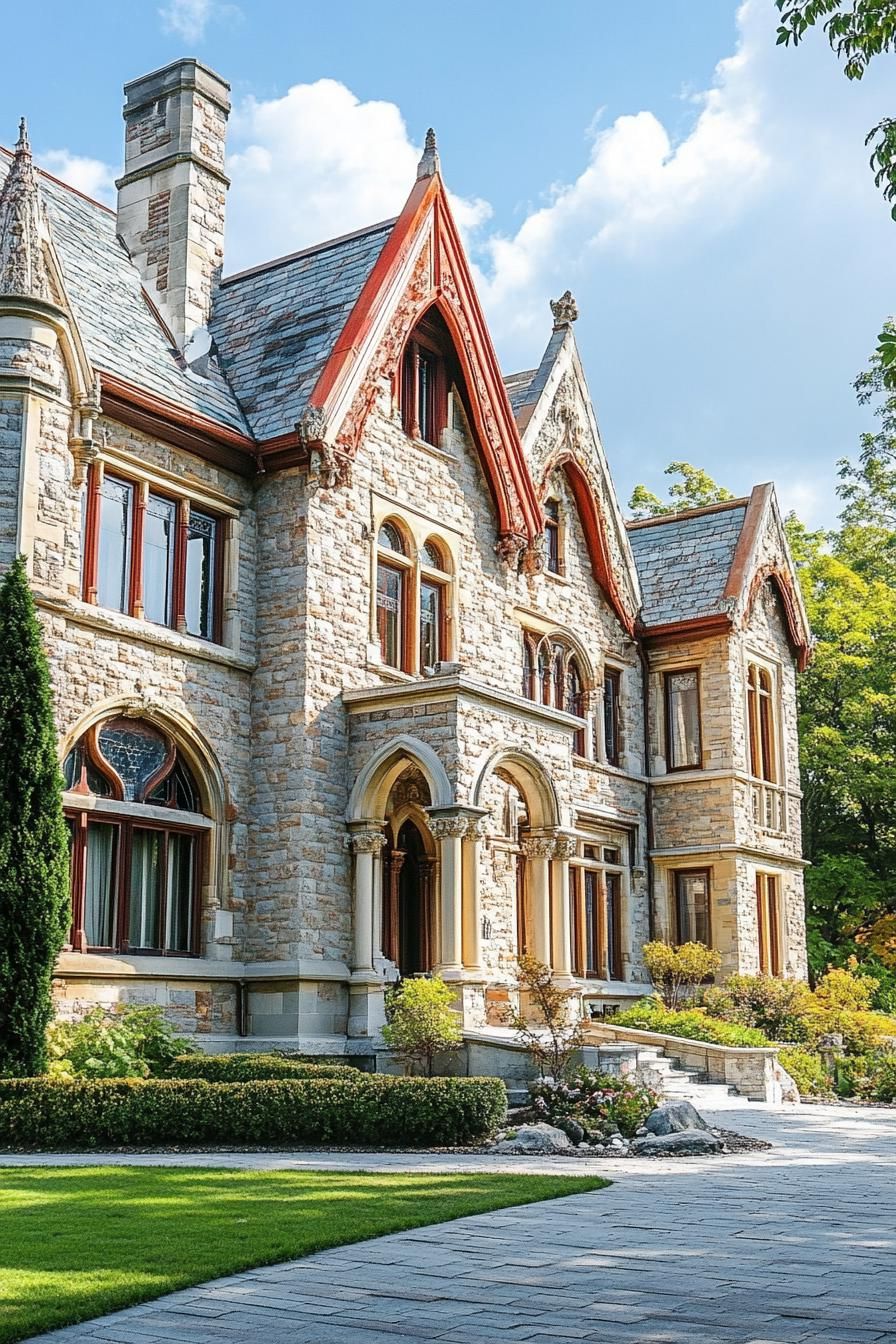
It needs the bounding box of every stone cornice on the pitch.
[342,671,586,735]
[55,953,351,982]
[649,843,808,868]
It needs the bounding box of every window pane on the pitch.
[604,671,621,765]
[143,494,177,627]
[97,477,133,613]
[98,718,168,803]
[420,580,442,670]
[165,833,195,953]
[84,822,117,947]
[584,870,599,976]
[129,829,162,949]
[185,511,217,640]
[667,671,701,768]
[606,873,621,979]
[421,539,444,569]
[376,563,403,668]
[675,871,710,945]
[378,523,404,554]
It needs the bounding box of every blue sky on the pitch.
[3,0,894,524]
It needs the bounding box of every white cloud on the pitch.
[40,151,116,206]
[224,79,489,273]
[159,0,212,41]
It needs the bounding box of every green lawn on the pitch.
[0,1166,607,1342]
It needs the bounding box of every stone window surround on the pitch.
[661,661,704,773]
[79,448,242,652]
[569,831,631,982]
[367,492,459,676]
[668,864,714,948]
[742,646,785,782]
[755,865,786,975]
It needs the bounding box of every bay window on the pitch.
[83,466,224,644]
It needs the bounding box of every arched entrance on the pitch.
[386,819,435,976]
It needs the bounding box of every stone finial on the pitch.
[0,116,52,301]
[416,128,440,180]
[550,290,578,329]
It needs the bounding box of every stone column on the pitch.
[428,812,469,978]
[461,815,489,975]
[551,834,577,984]
[346,825,386,1038]
[521,833,556,967]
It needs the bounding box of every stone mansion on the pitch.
[0,58,811,1047]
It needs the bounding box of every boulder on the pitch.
[558,1117,585,1145]
[644,1101,710,1136]
[630,1130,723,1157]
[492,1123,574,1154]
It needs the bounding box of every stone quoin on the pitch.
[0,57,811,1049]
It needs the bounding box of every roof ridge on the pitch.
[0,144,117,217]
[626,497,750,530]
[220,217,398,288]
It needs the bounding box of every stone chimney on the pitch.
[116,59,230,353]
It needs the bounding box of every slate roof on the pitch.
[627,502,748,627]
[503,368,538,416]
[0,151,248,434]
[208,220,396,441]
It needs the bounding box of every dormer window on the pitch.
[401,311,453,447]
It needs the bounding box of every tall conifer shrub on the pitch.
[0,557,70,1076]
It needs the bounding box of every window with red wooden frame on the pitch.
[544,498,562,574]
[62,718,208,957]
[82,466,224,644]
[401,312,453,447]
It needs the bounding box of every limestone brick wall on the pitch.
[0,395,21,568]
[51,975,237,1036]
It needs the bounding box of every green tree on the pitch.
[0,558,70,1077]
[628,462,734,519]
[775,2,896,384]
[381,975,462,1076]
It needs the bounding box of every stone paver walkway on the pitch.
[13,1103,896,1344]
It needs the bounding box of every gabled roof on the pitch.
[0,148,248,436]
[627,499,749,628]
[209,220,395,441]
[503,368,538,418]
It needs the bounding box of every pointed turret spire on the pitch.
[416,128,440,181]
[0,116,51,300]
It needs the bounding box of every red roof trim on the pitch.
[626,496,751,531]
[724,484,811,670]
[98,372,256,477]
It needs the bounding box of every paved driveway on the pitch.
[19,1103,896,1344]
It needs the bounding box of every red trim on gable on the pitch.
[641,613,734,645]
[540,452,635,635]
[724,484,811,670]
[745,565,812,671]
[723,484,770,604]
[304,172,543,544]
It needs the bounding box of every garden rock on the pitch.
[630,1130,723,1157]
[492,1123,574,1154]
[558,1118,585,1145]
[644,1101,710,1136]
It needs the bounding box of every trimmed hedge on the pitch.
[166,1053,355,1082]
[0,1075,506,1149]
[613,1001,772,1048]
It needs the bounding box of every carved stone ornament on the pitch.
[416,127,440,180]
[520,531,546,576]
[311,442,352,490]
[550,290,578,329]
[495,531,527,567]
[297,404,327,445]
[553,834,578,861]
[346,829,386,855]
[520,834,557,860]
[0,119,51,301]
[428,813,471,841]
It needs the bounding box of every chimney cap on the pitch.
[123,58,231,118]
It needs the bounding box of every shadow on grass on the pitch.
[0,1166,608,1343]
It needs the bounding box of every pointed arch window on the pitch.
[521,632,589,754]
[62,717,210,956]
[401,312,453,448]
[544,498,562,575]
[376,522,411,671]
[419,537,450,672]
[747,663,777,782]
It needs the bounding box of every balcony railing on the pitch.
[751,781,787,834]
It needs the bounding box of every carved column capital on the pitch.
[428,814,470,841]
[553,833,578,861]
[346,828,386,855]
[521,833,556,860]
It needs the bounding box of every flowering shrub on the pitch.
[530,1068,660,1139]
[46,1006,196,1079]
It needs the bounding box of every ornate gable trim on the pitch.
[302,171,543,545]
[724,483,812,670]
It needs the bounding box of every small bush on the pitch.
[642,942,721,1009]
[506,955,584,1080]
[46,1007,196,1079]
[530,1069,660,1140]
[0,1075,507,1149]
[813,964,877,1013]
[382,976,463,1076]
[702,975,812,1042]
[613,999,771,1047]
[166,1053,355,1082]
[834,1052,896,1103]
[778,1047,830,1097]
[798,1004,896,1053]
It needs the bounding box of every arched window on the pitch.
[747,663,777,782]
[521,635,536,699]
[376,522,411,670]
[565,657,586,756]
[419,537,450,672]
[63,717,209,956]
[401,311,454,448]
[544,498,562,575]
